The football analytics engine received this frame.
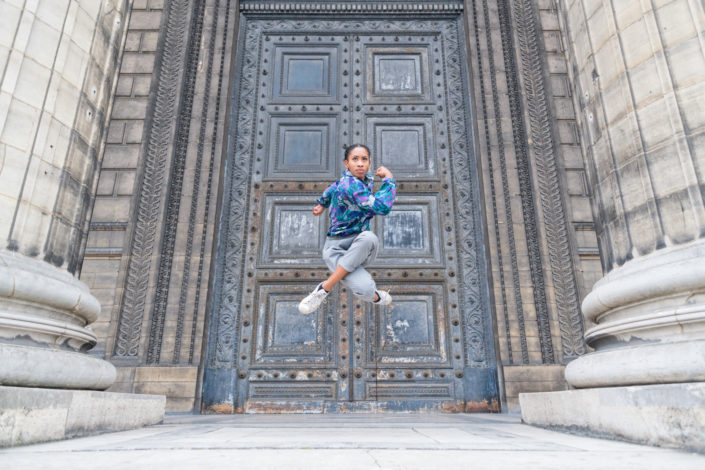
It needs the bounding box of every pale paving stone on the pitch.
[1,415,704,470]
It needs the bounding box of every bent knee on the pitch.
[357,231,379,247]
[351,285,376,303]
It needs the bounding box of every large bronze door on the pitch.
[204,15,498,413]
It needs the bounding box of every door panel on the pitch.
[207,16,497,412]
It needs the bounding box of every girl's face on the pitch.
[344,147,371,179]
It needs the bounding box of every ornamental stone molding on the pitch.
[239,1,464,14]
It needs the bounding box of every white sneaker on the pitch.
[374,290,392,306]
[298,283,329,314]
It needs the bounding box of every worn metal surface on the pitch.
[204,13,497,412]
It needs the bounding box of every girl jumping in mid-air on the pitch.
[298,143,396,314]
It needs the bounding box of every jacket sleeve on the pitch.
[316,183,336,208]
[346,178,396,216]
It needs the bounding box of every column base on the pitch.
[565,340,705,388]
[519,382,705,453]
[0,343,116,390]
[0,386,166,447]
[0,250,116,390]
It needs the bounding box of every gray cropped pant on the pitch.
[322,231,378,302]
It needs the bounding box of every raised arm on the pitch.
[346,177,396,216]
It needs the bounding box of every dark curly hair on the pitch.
[343,143,370,161]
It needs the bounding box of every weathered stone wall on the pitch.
[536,0,602,296]
[81,0,165,359]
[465,0,597,409]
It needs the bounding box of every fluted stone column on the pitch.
[0,0,129,390]
[519,1,705,451]
[558,1,705,388]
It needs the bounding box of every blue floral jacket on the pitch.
[316,169,396,237]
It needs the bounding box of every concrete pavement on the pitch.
[2,413,704,469]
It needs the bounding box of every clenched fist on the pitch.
[375,166,393,179]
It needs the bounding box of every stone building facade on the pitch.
[1,0,703,435]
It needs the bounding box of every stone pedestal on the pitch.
[0,251,166,446]
[519,383,705,453]
[0,386,166,447]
